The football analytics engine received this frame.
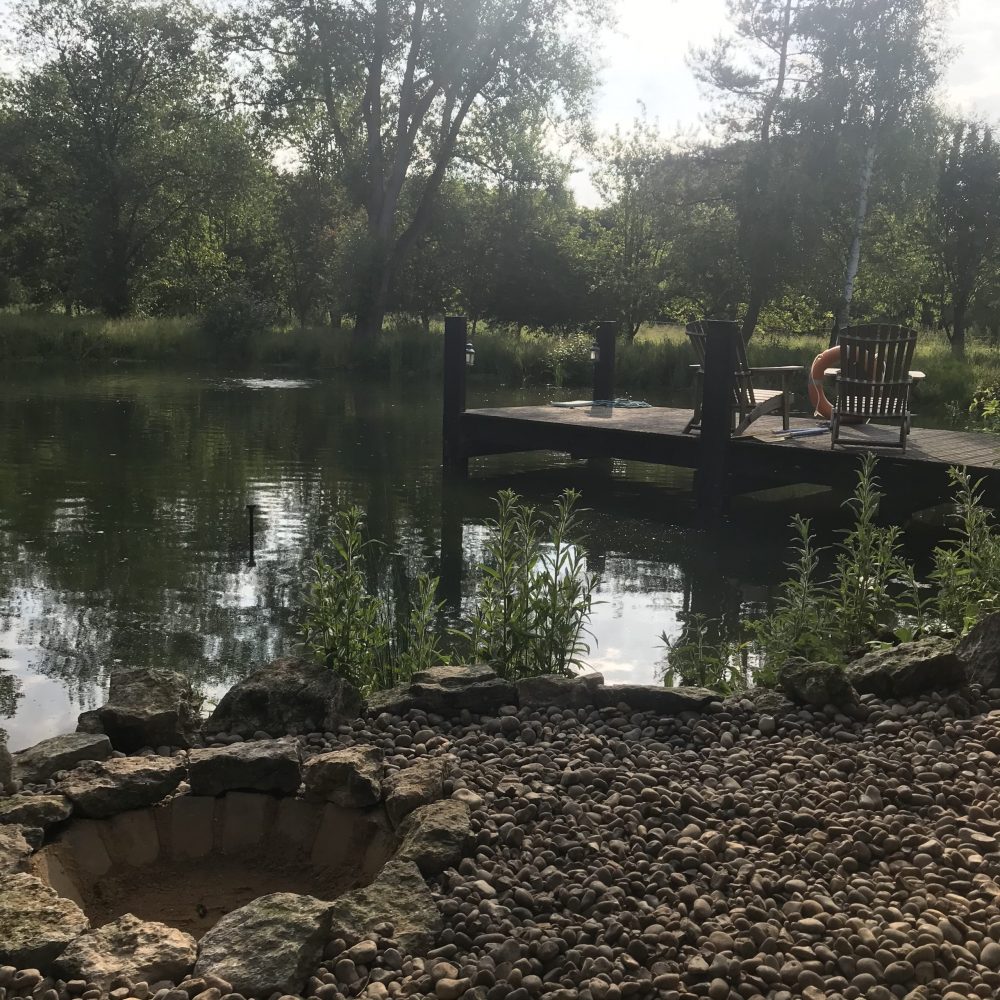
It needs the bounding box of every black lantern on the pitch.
[590,340,600,364]
[465,342,476,367]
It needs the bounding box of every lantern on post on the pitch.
[590,340,600,364]
[465,342,476,367]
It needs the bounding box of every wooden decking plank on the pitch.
[460,405,1000,487]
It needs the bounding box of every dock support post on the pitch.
[439,479,464,611]
[443,315,468,477]
[592,320,617,402]
[695,321,737,513]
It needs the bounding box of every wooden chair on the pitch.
[829,324,924,452]
[683,321,803,435]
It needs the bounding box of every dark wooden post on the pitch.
[438,478,464,610]
[443,316,469,476]
[695,320,738,513]
[592,320,617,402]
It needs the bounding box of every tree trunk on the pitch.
[741,287,765,344]
[951,301,967,360]
[832,140,877,345]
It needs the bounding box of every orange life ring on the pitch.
[808,347,840,420]
[808,346,868,424]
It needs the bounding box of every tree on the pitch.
[929,121,1000,359]
[798,0,948,338]
[241,0,609,334]
[691,0,811,340]
[591,122,672,341]
[8,0,255,316]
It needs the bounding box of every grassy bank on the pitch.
[3,312,997,423]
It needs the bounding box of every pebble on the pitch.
[11,682,1000,1000]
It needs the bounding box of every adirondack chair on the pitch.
[829,324,924,452]
[683,321,803,435]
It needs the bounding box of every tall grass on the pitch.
[5,311,1000,422]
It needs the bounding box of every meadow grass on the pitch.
[3,311,998,423]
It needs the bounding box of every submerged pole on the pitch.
[247,503,258,567]
[443,315,469,477]
[695,321,738,514]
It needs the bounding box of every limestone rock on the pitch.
[0,793,72,830]
[92,668,202,752]
[847,636,965,698]
[207,657,362,738]
[0,823,33,872]
[188,740,300,797]
[367,665,517,718]
[55,913,196,989]
[328,859,442,955]
[516,673,605,710]
[957,612,1000,688]
[594,684,721,714]
[303,745,382,807]
[777,658,859,709]
[195,893,332,997]
[59,756,185,819]
[0,873,89,970]
[724,687,797,719]
[397,798,471,875]
[383,756,452,827]
[14,732,112,784]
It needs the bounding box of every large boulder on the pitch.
[207,657,362,737]
[0,793,72,830]
[54,913,196,989]
[188,740,301,797]
[89,668,202,752]
[383,756,452,828]
[0,823,33,873]
[367,665,516,718]
[302,745,383,807]
[847,636,966,698]
[195,892,332,997]
[397,798,470,876]
[777,658,859,709]
[328,859,442,955]
[594,685,721,714]
[724,687,797,719]
[957,613,1000,688]
[516,672,605,710]
[14,732,112,785]
[59,756,185,819]
[0,873,90,970]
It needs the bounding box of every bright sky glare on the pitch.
[591,0,1000,136]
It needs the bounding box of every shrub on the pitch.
[199,291,274,362]
[460,489,599,679]
[748,458,1000,673]
[299,507,447,695]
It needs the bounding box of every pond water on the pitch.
[1,365,879,750]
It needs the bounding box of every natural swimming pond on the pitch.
[0,365,934,749]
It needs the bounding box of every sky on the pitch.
[573,0,1000,202]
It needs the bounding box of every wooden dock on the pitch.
[441,318,1000,511]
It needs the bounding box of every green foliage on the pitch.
[199,291,273,362]
[932,468,1000,633]
[461,490,599,680]
[299,507,447,696]
[658,614,748,693]
[750,458,1000,673]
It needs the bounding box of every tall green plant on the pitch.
[833,452,905,644]
[299,507,447,695]
[932,467,1000,633]
[462,489,598,678]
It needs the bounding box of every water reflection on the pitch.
[0,367,820,750]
